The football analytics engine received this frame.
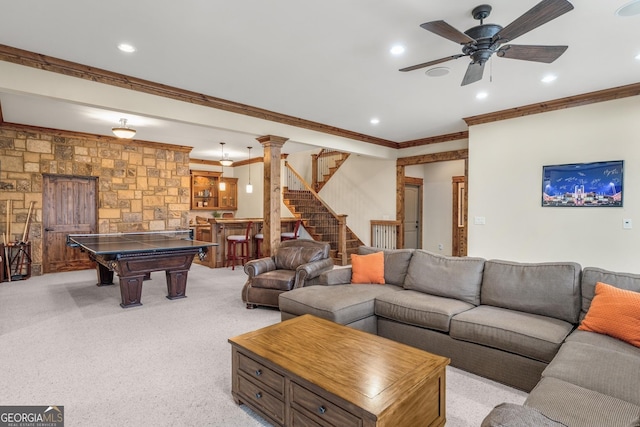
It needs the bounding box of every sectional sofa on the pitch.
[278,246,640,426]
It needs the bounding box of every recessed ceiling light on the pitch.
[541,74,557,83]
[117,43,136,53]
[616,0,640,16]
[370,118,380,125]
[476,92,488,100]
[390,45,405,55]
[425,67,450,77]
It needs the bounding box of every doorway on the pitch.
[396,149,468,253]
[42,174,98,273]
[403,178,422,249]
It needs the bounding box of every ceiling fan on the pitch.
[400,0,574,85]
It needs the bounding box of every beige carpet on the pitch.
[0,264,526,426]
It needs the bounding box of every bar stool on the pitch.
[281,219,302,241]
[254,231,264,259]
[226,221,253,270]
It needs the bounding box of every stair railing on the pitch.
[311,149,348,192]
[285,162,348,265]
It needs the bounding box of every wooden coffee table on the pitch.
[229,314,449,427]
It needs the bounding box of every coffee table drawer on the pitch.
[238,375,285,424]
[238,352,284,396]
[291,382,361,427]
[291,408,323,427]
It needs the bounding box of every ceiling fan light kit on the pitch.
[616,0,640,17]
[400,0,574,86]
[425,67,450,77]
[112,118,136,139]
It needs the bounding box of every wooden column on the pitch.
[257,135,288,257]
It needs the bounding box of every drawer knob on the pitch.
[255,392,262,399]
[318,406,326,415]
[255,369,262,376]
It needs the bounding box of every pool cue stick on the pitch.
[5,200,9,242]
[14,202,34,278]
[22,201,34,243]
[3,234,10,282]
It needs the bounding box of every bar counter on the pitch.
[192,217,298,268]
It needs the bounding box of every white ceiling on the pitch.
[0,0,638,161]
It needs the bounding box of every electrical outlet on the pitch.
[474,216,486,225]
[438,243,443,251]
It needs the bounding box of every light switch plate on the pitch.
[474,216,486,225]
[623,219,632,229]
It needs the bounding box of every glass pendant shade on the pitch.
[112,118,136,139]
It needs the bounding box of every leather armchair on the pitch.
[242,239,333,309]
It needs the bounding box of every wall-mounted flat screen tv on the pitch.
[542,160,623,207]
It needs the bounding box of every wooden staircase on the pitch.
[283,188,361,265]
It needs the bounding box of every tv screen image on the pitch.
[542,160,623,207]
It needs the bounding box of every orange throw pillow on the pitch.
[578,282,640,348]
[351,252,385,284]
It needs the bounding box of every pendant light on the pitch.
[219,142,227,191]
[246,146,253,194]
[112,118,136,139]
[219,141,233,166]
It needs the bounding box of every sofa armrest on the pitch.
[293,258,335,288]
[308,266,353,286]
[244,257,276,278]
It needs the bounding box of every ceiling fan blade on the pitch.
[399,54,465,72]
[497,44,568,63]
[495,0,574,43]
[461,61,486,86]
[421,20,476,45]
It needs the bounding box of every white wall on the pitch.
[468,96,640,273]
[423,160,466,255]
[405,161,465,255]
[320,155,397,246]
[234,161,264,218]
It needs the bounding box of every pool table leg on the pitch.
[165,269,189,300]
[95,263,114,287]
[119,275,144,308]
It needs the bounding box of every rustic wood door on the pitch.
[42,175,97,273]
[403,181,422,249]
[452,176,467,256]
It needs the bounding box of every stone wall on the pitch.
[0,124,192,276]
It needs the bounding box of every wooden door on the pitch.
[42,175,98,273]
[452,176,467,256]
[403,182,422,249]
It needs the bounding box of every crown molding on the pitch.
[464,82,640,127]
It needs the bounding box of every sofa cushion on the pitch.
[481,402,567,427]
[274,246,323,270]
[578,282,640,347]
[526,377,640,427]
[541,340,640,405]
[251,270,296,291]
[565,329,640,358]
[278,284,402,325]
[358,246,414,286]
[375,290,475,332]
[403,250,485,306]
[480,260,581,323]
[581,267,640,320]
[450,305,574,363]
[351,251,385,284]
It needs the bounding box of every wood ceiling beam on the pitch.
[0,44,638,151]
[0,44,398,149]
